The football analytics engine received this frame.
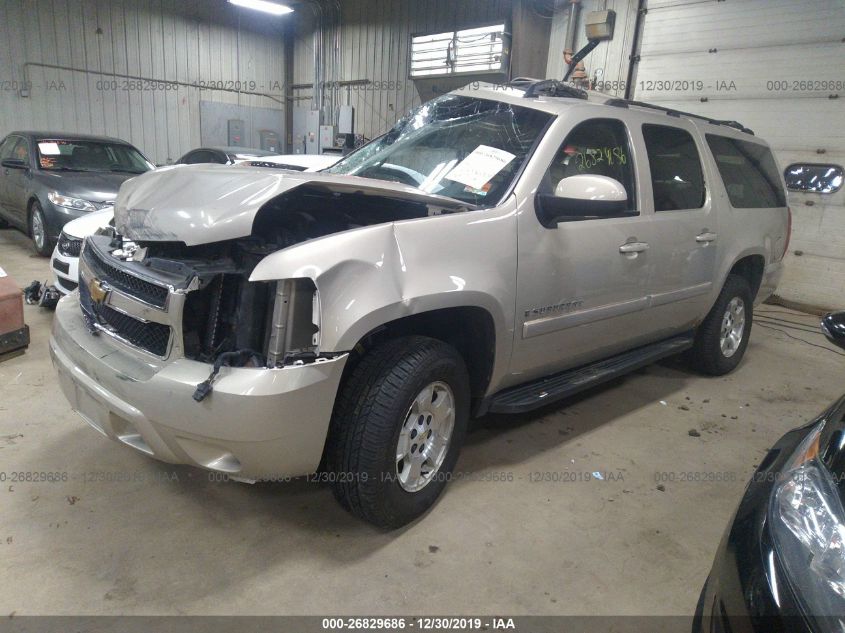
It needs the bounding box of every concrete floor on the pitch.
[1,225,843,617]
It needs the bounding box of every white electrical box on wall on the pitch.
[339,105,354,135]
[320,125,337,152]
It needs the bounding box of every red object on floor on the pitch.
[0,268,29,357]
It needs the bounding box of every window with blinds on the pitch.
[410,24,509,78]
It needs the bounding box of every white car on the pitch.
[49,155,339,295]
[51,209,114,295]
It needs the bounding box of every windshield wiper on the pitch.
[107,168,146,174]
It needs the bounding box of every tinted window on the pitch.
[541,118,636,207]
[0,137,15,160]
[12,138,30,163]
[182,150,220,164]
[1,136,29,163]
[36,139,152,173]
[784,163,843,194]
[642,124,705,211]
[705,135,786,208]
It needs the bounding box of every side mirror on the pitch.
[821,312,845,350]
[535,174,633,227]
[1,158,27,169]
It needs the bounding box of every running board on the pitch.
[486,334,694,414]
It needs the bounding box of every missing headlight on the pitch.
[265,278,320,367]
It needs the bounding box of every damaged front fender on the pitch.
[249,197,519,373]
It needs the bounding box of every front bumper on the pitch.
[50,243,79,295]
[50,294,348,480]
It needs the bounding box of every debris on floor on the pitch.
[21,280,60,309]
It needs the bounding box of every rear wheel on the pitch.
[690,274,753,375]
[29,201,54,257]
[326,336,470,529]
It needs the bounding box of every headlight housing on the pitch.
[770,420,845,619]
[113,204,178,241]
[48,191,96,212]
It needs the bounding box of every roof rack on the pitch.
[505,78,588,100]
[604,98,754,135]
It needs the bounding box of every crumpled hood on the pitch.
[114,164,469,245]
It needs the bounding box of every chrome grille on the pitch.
[82,246,169,308]
[79,279,171,357]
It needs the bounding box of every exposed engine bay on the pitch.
[83,184,458,384]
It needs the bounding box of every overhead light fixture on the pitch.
[228,0,294,15]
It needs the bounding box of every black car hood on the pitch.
[35,170,140,202]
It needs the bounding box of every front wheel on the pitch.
[29,201,54,257]
[689,274,753,375]
[326,336,470,529]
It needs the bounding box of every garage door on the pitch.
[633,0,845,310]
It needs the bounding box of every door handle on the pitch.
[696,231,718,243]
[619,241,649,254]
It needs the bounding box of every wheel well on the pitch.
[347,307,496,401]
[728,255,765,300]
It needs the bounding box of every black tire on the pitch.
[29,201,54,257]
[326,336,470,529]
[690,274,753,375]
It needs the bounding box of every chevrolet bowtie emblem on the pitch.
[87,278,110,305]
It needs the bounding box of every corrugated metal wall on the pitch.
[0,0,286,165]
[633,0,845,310]
[292,0,513,142]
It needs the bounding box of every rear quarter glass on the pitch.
[705,134,786,208]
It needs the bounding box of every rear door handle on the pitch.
[619,241,649,254]
[696,232,718,243]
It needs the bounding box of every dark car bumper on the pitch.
[694,398,845,633]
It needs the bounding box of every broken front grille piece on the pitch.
[79,278,172,357]
[82,246,170,308]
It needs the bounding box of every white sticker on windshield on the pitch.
[444,145,516,190]
[38,142,61,155]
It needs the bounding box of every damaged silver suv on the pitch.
[50,81,790,527]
